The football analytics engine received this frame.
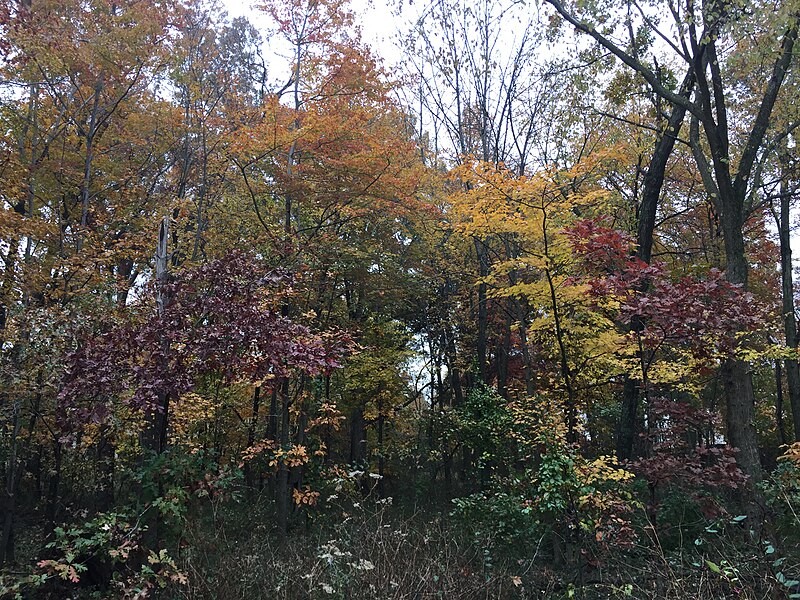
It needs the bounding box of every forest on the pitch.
[1,0,800,597]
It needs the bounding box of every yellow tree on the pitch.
[449,153,628,442]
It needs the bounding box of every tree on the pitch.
[544,0,800,486]
[59,251,346,546]
[401,0,556,390]
[221,0,430,532]
[0,0,179,564]
[448,155,629,441]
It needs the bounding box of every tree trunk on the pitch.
[617,70,692,461]
[617,377,640,462]
[445,326,464,406]
[349,407,366,465]
[140,216,171,550]
[717,178,762,483]
[262,387,278,494]
[722,358,761,484]
[497,313,510,399]
[474,238,489,383]
[244,386,261,487]
[0,398,22,565]
[776,152,800,440]
[276,377,291,536]
[775,360,788,446]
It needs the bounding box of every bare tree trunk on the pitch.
[377,396,385,497]
[474,239,489,384]
[244,386,261,487]
[276,378,290,536]
[0,397,22,565]
[718,180,762,484]
[145,217,172,455]
[264,387,278,495]
[722,359,761,484]
[445,324,464,406]
[141,216,171,549]
[775,360,788,446]
[497,307,511,399]
[349,408,366,465]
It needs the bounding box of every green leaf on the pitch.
[731,515,747,523]
[705,560,721,574]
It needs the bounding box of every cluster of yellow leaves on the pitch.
[578,455,634,487]
[577,471,635,526]
[633,351,705,395]
[308,403,346,431]
[171,393,218,448]
[508,395,569,456]
[448,150,623,238]
[779,442,800,466]
[448,156,632,424]
[292,485,321,507]
[240,439,278,466]
[240,441,310,471]
[313,443,328,458]
[274,445,310,469]
[738,340,800,363]
[575,456,638,546]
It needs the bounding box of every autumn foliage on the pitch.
[2,0,800,598]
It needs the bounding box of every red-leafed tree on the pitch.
[59,252,345,430]
[57,251,348,548]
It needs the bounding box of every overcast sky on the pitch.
[221,0,407,61]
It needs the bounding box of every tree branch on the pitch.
[734,17,799,199]
[544,0,696,114]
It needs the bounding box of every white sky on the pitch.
[221,0,407,60]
